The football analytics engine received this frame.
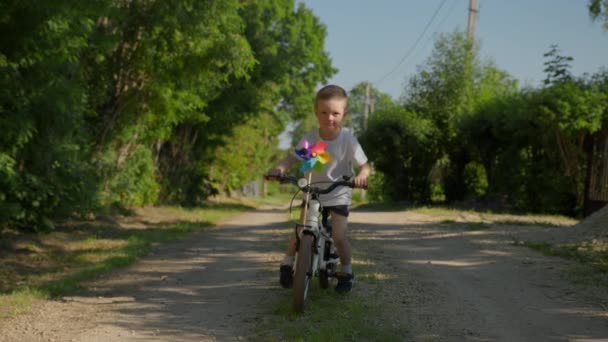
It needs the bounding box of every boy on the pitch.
[268,84,370,293]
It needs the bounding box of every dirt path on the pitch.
[349,211,608,341]
[1,206,607,341]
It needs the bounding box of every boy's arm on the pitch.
[353,162,371,188]
[268,154,298,176]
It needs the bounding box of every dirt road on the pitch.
[1,206,607,341]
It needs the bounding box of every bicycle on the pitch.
[266,174,357,312]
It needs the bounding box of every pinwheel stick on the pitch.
[301,173,312,227]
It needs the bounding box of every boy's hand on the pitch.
[266,167,284,178]
[266,155,296,179]
[353,174,368,189]
[353,162,371,188]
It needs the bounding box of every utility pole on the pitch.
[467,0,478,45]
[363,81,370,131]
[361,82,374,200]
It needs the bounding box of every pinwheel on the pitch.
[295,138,332,173]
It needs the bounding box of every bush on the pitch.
[360,109,439,203]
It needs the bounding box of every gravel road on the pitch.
[1,206,607,341]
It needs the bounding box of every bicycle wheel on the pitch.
[293,234,314,312]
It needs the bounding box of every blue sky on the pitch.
[299,0,608,99]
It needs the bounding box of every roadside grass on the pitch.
[513,240,608,288]
[414,207,575,226]
[355,203,576,228]
[255,253,408,341]
[0,197,279,320]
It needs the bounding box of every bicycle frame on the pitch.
[296,188,338,285]
[266,174,353,312]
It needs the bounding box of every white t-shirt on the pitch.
[295,128,368,207]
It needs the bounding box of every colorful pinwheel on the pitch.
[294,138,332,173]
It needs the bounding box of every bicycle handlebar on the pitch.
[264,174,362,194]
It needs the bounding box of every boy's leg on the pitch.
[279,236,296,288]
[279,206,305,288]
[330,213,352,272]
[283,205,306,261]
[282,234,297,264]
[331,212,355,293]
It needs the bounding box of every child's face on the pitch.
[315,98,347,136]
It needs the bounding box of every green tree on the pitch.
[404,31,475,147]
[207,113,282,196]
[85,0,255,206]
[589,0,608,30]
[543,45,574,85]
[157,0,335,200]
[347,82,397,135]
[0,1,100,230]
[463,55,607,214]
[360,109,438,203]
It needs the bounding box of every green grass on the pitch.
[0,201,264,319]
[493,220,562,228]
[255,254,409,341]
[352,201,412,212]
[261,291,406,341]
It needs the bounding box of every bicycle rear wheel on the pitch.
[293,234,314,312]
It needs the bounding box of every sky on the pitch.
[299,0,608,100]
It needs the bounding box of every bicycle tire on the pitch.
[293,234,314,312]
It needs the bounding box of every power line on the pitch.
[437,0,459,31]
[413,0,460,64]
[375,0,450,86]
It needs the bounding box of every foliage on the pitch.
[589,0,608,31]
[543,45,573,85]
[0,0,335,230]
[86,0,256,206]
[366,27,606,215]
[347,82,398,135]
[207,113,282,195]
[397,30,519,202]
[98,145,160,207]
[158,0,335,202]
[360,108,438,203]
[0,0,100,230]
[461,57,608,214]
[403,30,476,147]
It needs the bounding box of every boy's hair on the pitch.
[315,84,348,107]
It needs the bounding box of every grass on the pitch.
[492,220,563,228]
[254,253,408,341]
[0,197,281,319]
[513,240,608,288]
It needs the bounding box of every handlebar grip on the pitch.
[264,174,282,181]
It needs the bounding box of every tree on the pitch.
[589,0,608,31]
[0,1,101,230]
[85,0,256,206]
[347,82,397,136]
[360,109,438,203]
[157,0,335,200]
[462,58,607,214]
[404,31,476,147]
[543,45,574,85]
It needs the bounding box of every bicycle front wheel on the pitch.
[293,234,314,312]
